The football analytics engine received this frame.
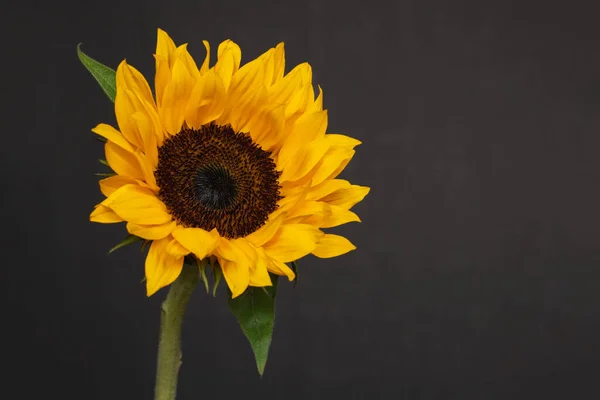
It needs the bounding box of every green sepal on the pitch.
[197,258,209,294]
[94,172,116,177]
[141,240,151,252]
[108,234,142,254]
[98,159,110,167]
[227,274,279,376]
[77,43,117,103]
[210,257,222,297]
[290,260,298,287]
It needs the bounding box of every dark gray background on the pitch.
[3,0,600,399]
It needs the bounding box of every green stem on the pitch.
[154,263,198,400]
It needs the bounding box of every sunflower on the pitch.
[90,29,369,298]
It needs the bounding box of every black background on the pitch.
[3,0,600,399]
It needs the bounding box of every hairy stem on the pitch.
[154,264,198,400]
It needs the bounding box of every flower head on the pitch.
[90,29,369,297]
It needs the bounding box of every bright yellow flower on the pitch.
[90,29,369,298]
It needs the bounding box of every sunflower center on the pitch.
[194,164,239,210]
[155,123,282,239]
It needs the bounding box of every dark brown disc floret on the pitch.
[155,123,282,239]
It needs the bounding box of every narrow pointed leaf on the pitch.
[211,258,222,297]
[141,240,151,252]
[77,44,117,102]
[197,258,209,293]
[228,274,279,375]
[108,234,141,254]
[290,260,298,287]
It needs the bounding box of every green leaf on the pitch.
[228,275,279,376]
[77,43,117,102]
[108,234,142,254]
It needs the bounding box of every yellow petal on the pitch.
[185,69,227,128]
[282,200,328,226]
[270,43,285,86]
[214,237,240,262]
[90,204,124,223]
[286,199,327,221]
[154,54,171,107]
[248,104,286,151]
[220,258,249,298]
[320,184,370,210]
[166,239,190,258]
[305,85,323,114]
[221,55,265,116]
[314,133,363,185]
[105,142,144,180]
[245,213,285,247]
[263,224,323,263]
[175,43,200,81]
[199,40,210,74]
[215,40,242,91]
[216,238,266,296]
[114,88,144,150]
[160,58,193,134]
[103,184,171,225]
[132,151,158,192]
[321,205,361,228]
[231,238,258,262]
[320,150,355,183]
[287,212,326,227]
[224,85,268,133]
[306,179,350,201]
[117,88,161,155]
[312,234,356,258]
[297,62,313,84]
[258,49,275,88]
[271,183,311,219]
[156,29,177,67]
[126,221,177,240]
[325,133,362,148]
[230,238,274,287]
[284,180,313,198]
[249,247,273,287]
[145,236,184,296]
[172,226,220,260]
[131,111,158,169]
[284,199,351,227]
[99,175,137,197]
[116,61,155,108]
[268,65,303,106]
[285,83,312,118]
[264,255,295,281]
[92,124,134,152]
[279,110,328,166]
[280,62,312,117]
[130,85,165,146]
[279,137,330,183]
